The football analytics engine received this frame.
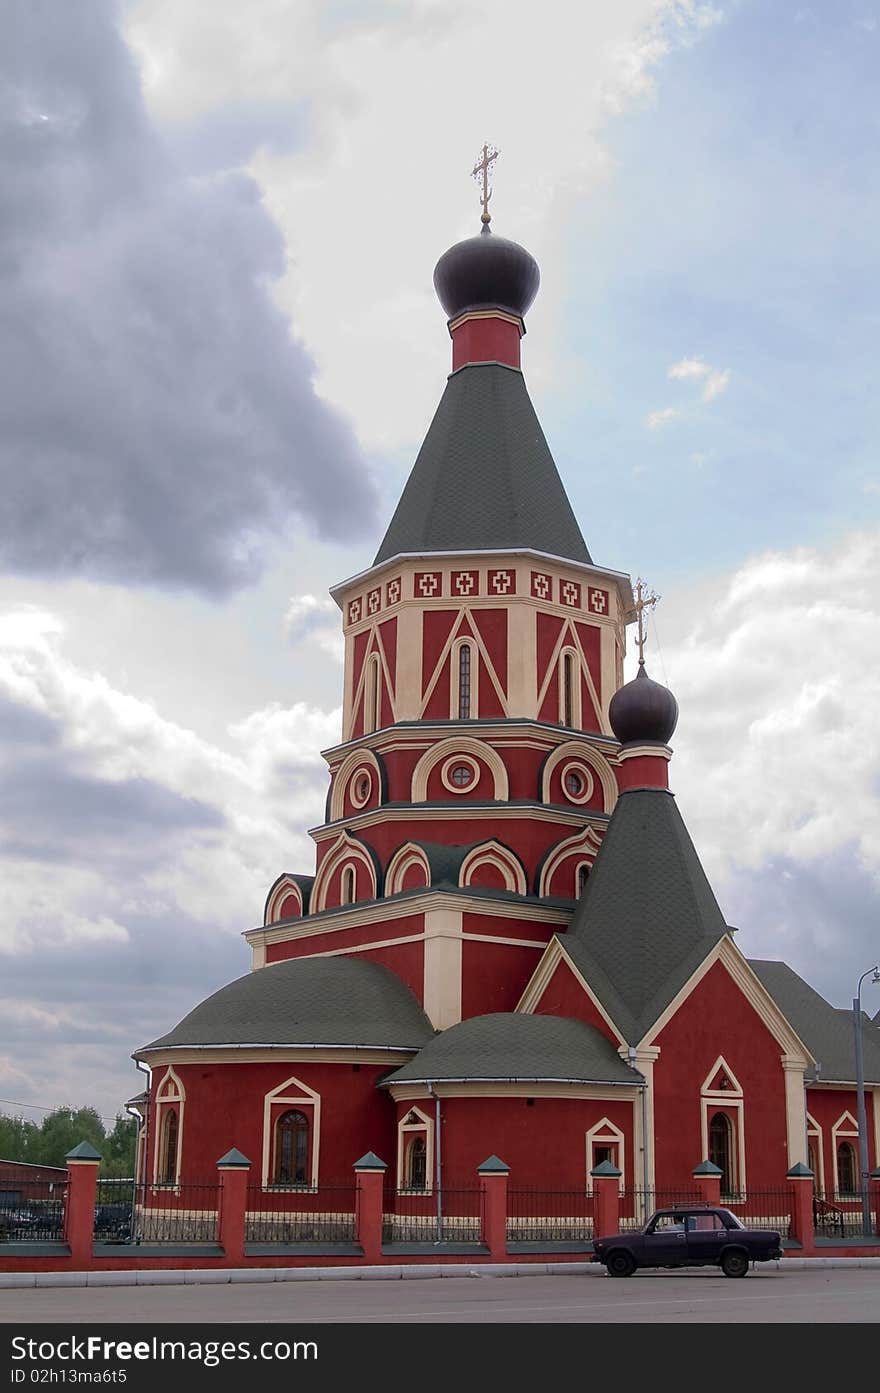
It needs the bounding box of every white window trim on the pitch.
[558,646,582,729]
[831,1110,859,1197]
[450,637,479,720]
[396,1106,434,1195]
[806,1111,826,1194]
[585,1117,626,1194]
[152,1066,185,1192]
[700,1055,746,1197]
[262,1074,321,1192]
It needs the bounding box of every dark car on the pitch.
[93,1203,132,1243]
[592,1206,783,1278]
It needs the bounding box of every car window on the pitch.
[686,1213,724,1232]
[651,1214,685,1231]
[718,1208,745,1230]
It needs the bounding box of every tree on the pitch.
[35,1108,105,1168]
[102,1114,137,1177]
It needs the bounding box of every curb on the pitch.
[2,1256,880,1289]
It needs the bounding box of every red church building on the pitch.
[131,201,880,1228]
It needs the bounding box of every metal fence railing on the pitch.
[812,1190,875,1240]
[0,1180,67,1243]
[93,1177,136,1243]
[506,1188,593,1242]
[245,1184,356,1243]
[719,1190,791,1238]
[129,1182,220,1243]
[382,1185,483,1243]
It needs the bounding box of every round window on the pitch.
[565,771,584,797]
[357,776,370,802]
[450,764,473,787]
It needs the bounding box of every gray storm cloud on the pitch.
[0,0,378,593]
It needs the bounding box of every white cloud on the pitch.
[646,406,680,429]
[668,356,711,381]
[284,593,344,663]
[702,368,731,401]
[125,0,725,451]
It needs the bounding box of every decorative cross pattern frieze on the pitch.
[347,597,362,625]
[416,571,442,598]
[588,587,609,615]
[531,570,551,601]
[560,579,581,608]
[452,569,479,597]
[386,577,402,606]
[489,568,514,595]
[367,587,381,615]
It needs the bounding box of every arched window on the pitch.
[406,1136,427,1191]
[576,863,590,897]
[560,650,580,729]
[341,865,355,905]
[275,1110,310,1186]
[709,1112,735,1196]
[364,655,380,734]
[837,1141,857,1196]
[457,644,471,719]
[807,1142,817,1189]
[160,1108,178,1185]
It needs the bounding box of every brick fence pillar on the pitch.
[477,1155,509,1260]
[216,1148,251,1264]
[64,1141,101,1266]
[786,1162,815,1254]
[590,1161,621,1240]
[870,1168,880,1237]
[354,1152,387,1265]
[692,1159,722,1205]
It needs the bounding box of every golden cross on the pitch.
[632,577,659,666]
[472,143,499,225]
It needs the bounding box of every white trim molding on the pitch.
[411,735,509,802]
[586,1116,626,1193]
[396,1106,434,1195]
[700,1056,746,1197]
[262,1074,321,1191]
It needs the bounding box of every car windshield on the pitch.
[717,1208,745,1229]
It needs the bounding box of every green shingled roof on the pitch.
[136,956,435,1054]
[381,1012,642,1085]
[563,788,730,1045]
[374,363,591,565]
[748,959,880,1086]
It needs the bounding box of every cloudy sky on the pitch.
[3,0,880,1125]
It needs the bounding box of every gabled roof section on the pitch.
[563,788,730,1044]
[374,362,591,565]
[749,959,880,1086]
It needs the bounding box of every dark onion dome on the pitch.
[609,663,679,746]
[136,956,435,1053]
[381,1012,641,1086]
[433,226,540,322]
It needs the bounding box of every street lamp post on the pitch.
[853,965,880,1237]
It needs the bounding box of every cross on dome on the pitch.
[632,577,660,666]
[471,142,499,226]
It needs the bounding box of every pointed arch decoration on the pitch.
[831,1110,860,1198]
[385,843,431,897]
[264,875,304,926]
[411,736,509,802]
[700,1055,746,1197]
[396,1105,434,1195]
[312,831,379,912]
[459,840,527,896]
[536,825,604,898]
[152,1066,185,1190]
[419,606,508,719]
[806,1112,825,1195]
[351,625,397,734]
[586,1116,626,1193]
[535,616,603,732]
[262,1074,321,1190]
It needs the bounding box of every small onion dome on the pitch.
[609,663,679,746]
[433,226,540,322]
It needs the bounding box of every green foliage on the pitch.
[0,1106,138,1176]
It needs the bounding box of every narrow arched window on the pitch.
[342,865,355,905]
[406,1136,427,1191]
[275,1110,310,1186]
[837,1141,857,1196]
[709,1112,734,1196]
[576,864,590,897]
[560,650,579,728]
[160,1108,178,1185]
[364,655,380,734]
[458,644,471,719]
[807,1142,817,1189]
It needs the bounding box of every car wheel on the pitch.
[720,1248,749,1278]
[605,1250,635,1278]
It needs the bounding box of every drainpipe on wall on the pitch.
[427,1082,442,1243]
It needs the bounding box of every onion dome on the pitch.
[609,664,679,746]
[433,226,540,322]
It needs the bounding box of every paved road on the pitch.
[2,1268,879,1323]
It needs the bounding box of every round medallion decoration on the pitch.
[560,760,594,806]
[440,754,480,794]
